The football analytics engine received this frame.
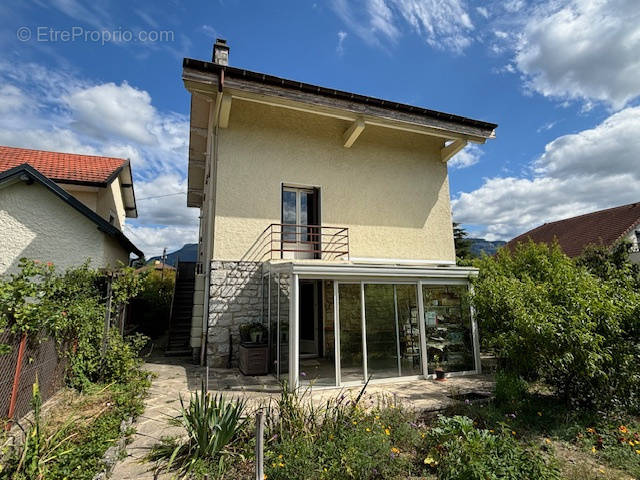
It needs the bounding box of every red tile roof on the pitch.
[0,145,127,185]
[506,202,640,257]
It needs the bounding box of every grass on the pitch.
[444,382,640,479]
[1,371,150,480]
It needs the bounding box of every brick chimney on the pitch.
[213,38,229,65]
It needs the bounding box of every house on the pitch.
[0,146,142,274]
[506,202,640,263]
[182,39,497,388]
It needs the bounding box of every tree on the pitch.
[473,240,640,411]
[453,222,472,259]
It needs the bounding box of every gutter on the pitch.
[200,82,223,366]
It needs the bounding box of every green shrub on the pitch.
[473,241,640,412]
[259,388,419,480]
[422,415,560,480]
[150,384,247,476]
[494,371,529,410]
[130,269,174,338]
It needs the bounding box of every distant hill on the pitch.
[147,243,198,266]
[468,238,506,257]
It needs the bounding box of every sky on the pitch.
[1,0,639,257]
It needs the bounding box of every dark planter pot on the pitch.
[435,368,446,381]
[238,343,269,376]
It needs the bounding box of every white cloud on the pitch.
[332,0,475,53]
[0,85,26,113]
[337,30,348,54]
[453,106,640,240]
[515,0,640,109]
[125,225,198,259]
[449,143,483,169]
[0,62,195,258]
[476,6,489,18]
[201,24,218,38]
[504,0,525,12]
[65,82,156,145]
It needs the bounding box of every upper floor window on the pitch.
[281,185,319,259]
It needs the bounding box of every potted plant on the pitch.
[433,354,446,381]
[238,322,269,376]
[239,322,267,345]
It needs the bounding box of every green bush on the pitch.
[494,371,529,410]
[473,241,640,412]
[0,258,148,391]
[150,384,247,477]
[422,415,560,480]
[130,269,174,338]
[259,388,419,480]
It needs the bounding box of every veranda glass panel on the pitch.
[395,284,421,376]
[364,284,398,379]
[422,285,474,373]
[300,281,336,386]
[278,274,290,377]
[338,283,364,383]
[269,273,279,375]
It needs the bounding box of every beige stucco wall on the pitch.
[97,176,126,230]
[64,187,98,212]
[0,181,129,274]
[211,99,456,262]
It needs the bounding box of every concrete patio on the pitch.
[111,356,494,479]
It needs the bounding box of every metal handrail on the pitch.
[258,223,350,260]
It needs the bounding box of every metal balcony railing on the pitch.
[257,224,349,261]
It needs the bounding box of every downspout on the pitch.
[199,72,224,365]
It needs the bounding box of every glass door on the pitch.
[281,186,318,259]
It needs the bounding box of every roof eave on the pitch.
[0,164,143,258]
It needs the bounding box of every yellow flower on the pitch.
[599,468,605,474]
[272,463,277,467]
[586,427,596,434]
[545,438,552,444]
[366,427,371,432]
[385,428,391,436]
[511,431,516,436]
[375,415,380,420]
[279,462,285,467]
[592,446,597,454]
[324,468,327,472]
[264,475,268,480]
[629,441,635,447]
[420,433,426,438]
[489,429,494,433]
[619,425,628,434]
[635,449,640,455]
[352,420,357,425]
[391,447,400,454]
[424,456,438,466]
[278,454,283,459]
[537,411,543,416]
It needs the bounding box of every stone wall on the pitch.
[207,261,263,367]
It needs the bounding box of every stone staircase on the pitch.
[165,261,196,356]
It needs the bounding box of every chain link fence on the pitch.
[0,332,68,423]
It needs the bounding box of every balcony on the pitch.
[258,224,349,261]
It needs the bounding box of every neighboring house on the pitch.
[0,146,142,274]
[506,202,640,263]
[182,39,497,388]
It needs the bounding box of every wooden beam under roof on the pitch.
[343,117,365,148]
[441,139,468,162]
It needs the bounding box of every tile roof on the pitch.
[0,145,127,185]
[506,202,640,257]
